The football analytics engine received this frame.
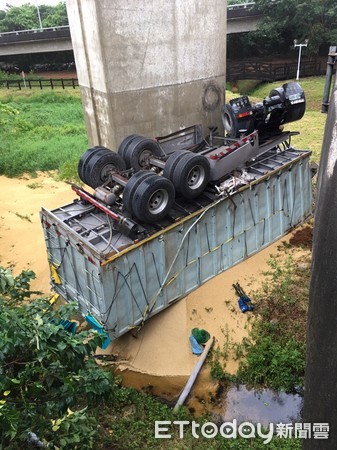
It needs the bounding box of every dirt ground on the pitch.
[0,173,312,411]
[0,173,75,292]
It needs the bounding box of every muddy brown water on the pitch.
[0,173,309,424]
[116,366,303,425]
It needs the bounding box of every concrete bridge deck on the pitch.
[0,3,262,56]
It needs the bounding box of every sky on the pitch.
[0,0,64,9]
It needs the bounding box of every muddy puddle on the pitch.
[219,384,303,426]
[117,366,303,426]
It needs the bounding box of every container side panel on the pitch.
[231,199,245,265]
[42,221,104,317]
[243,189,259,256]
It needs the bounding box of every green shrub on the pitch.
[0,266,115,449]
[237,336,305,391]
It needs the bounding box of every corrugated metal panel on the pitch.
[42,152,312,339]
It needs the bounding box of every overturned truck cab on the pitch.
[41,82,312,340]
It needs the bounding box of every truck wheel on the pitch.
[131,174,175,223]
[123,170,157,215]
[172,153,210,199]
[221,104,240,138]
[85,149,126,189]
[125,137,162,171]
[117,134,141,162]
[222,104,254,138]
[162,150,191,180]
[78,146,107,184]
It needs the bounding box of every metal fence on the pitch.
[0,59,328,89]
[0,78,79,89]
[227,60,326,82]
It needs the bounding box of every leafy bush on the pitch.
[237,336,305,391]
[0,267,115,449]
[0,70,41,83]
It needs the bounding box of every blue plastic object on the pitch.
[59,319,77,335]
[238,296,254,313]
[85,314,111,349]
[189,334,203,355]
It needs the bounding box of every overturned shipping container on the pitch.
[41,144,312,340]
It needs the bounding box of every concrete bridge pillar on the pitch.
[67,0,227,149]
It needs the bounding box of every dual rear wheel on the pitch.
[118,135,162,171]
[78,146,126,188]
[163,151,210,200]
[78,134,211,223]
[123,171,175,223]
[78,147,175,223]
[118,134,211,200]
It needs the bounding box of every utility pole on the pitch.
[294,39,308,81]
[303,63,337,448]
[35,0,43,31]
[321,46,337,113]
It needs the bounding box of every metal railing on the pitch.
[227,2,255,10]
[227,60,325,82]
[0,25,69,37]
[0,78,78,89]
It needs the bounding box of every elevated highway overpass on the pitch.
[227,2,262,34]
[0,26,72,56]
[0,3,262,57]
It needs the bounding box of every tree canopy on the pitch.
[228,0,337,59]
[0,2,67,32]
[254,0,337,56]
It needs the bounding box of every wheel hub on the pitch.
[100,163,116,181]
[187,165,205,190]
[148,189,169,214]
[139,149,152,168]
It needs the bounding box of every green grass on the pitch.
[226,79,263,94]
[207,254,310,393]
[94,386,302,449]
[0,89,88,178]
[216,250,311,392]
[0,76,327,179]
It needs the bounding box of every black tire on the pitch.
[131,174,175,223]
[123,170,157,215]
[125,136,162,171]
[222,104,254,138]
[85,150,126,189]
[83,148,112,187]
[78,146,106,184]
[221,104,240,138]
[117,134,142,162]
[162,150,191,180]
[172,153,210,200]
